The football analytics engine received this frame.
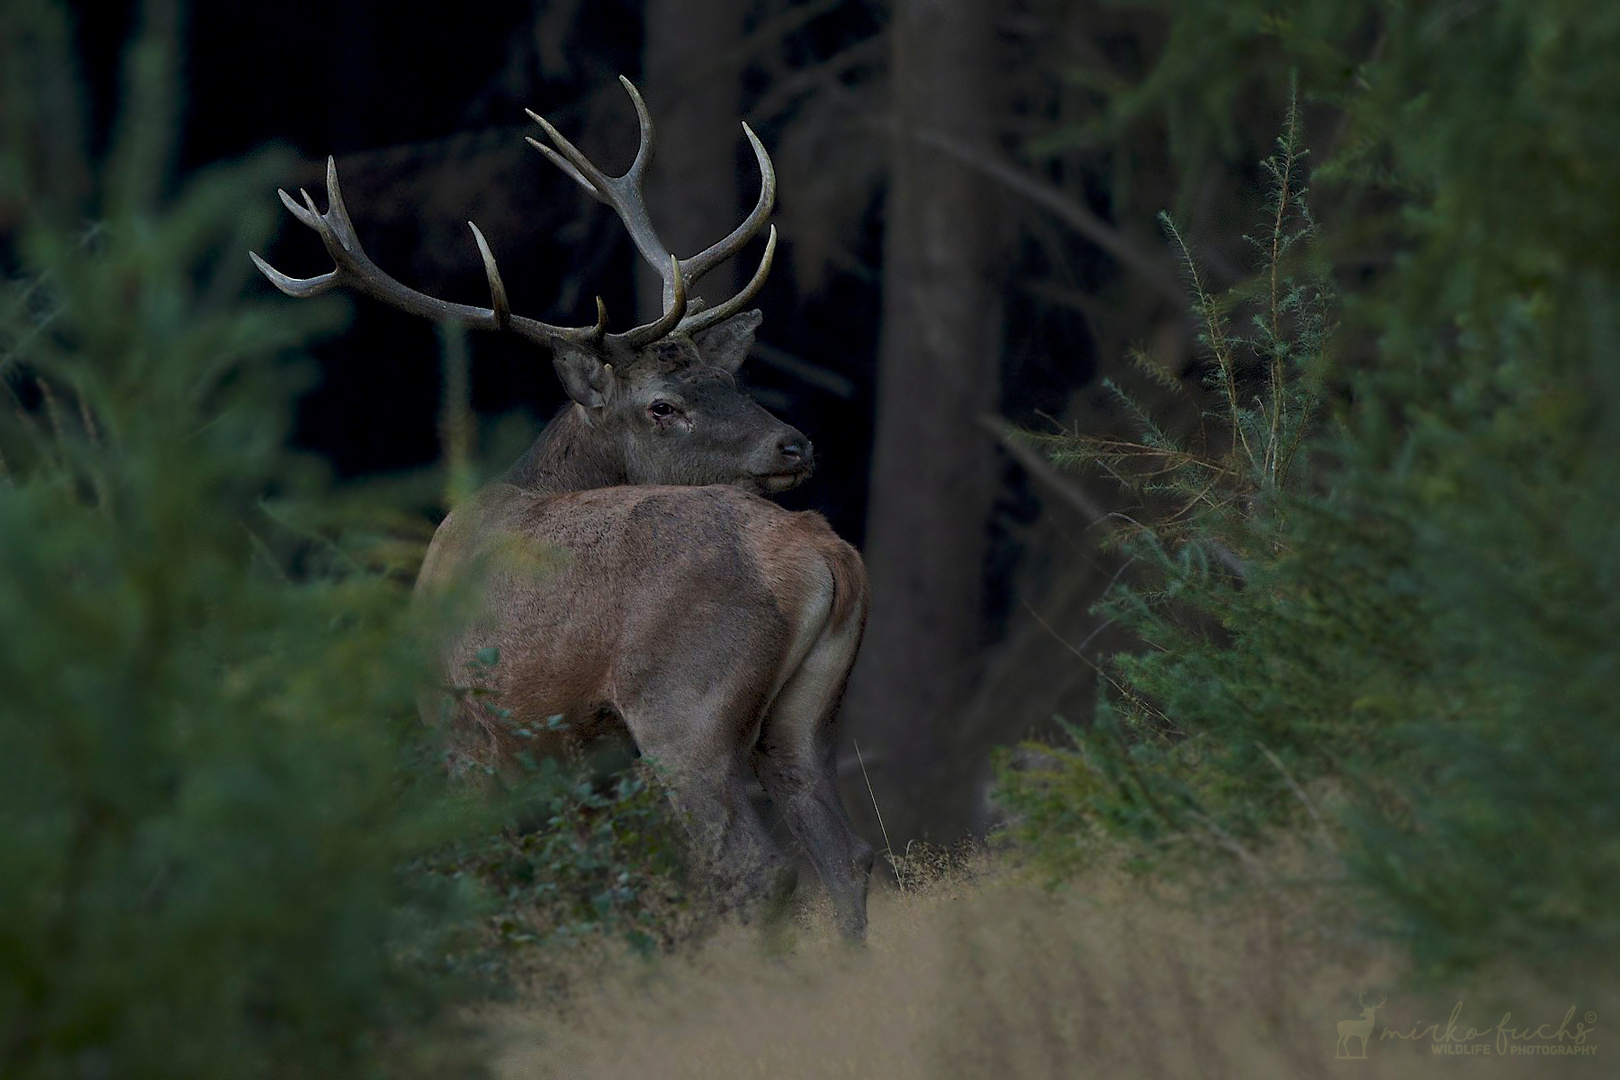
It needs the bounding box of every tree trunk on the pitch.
[640,0,748,320]
[844,0,1003,843]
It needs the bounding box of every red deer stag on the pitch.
[251,77,875,939]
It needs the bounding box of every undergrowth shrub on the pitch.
[419,757,693,992]
[1000,0,1620,981]
[999,95,1337,873]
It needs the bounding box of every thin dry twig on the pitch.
[1188,811,1272,885]
[900,124,1187,307]
[75,383,99,448]
[853,739,902,892]
[1020,597,1179,733]
[35,376,64,446]
[748,36,885,125]
[1255,741,1336,853]
[978,414,1111,527]
[749,340,856,399]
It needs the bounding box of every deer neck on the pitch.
[504,404,627,495]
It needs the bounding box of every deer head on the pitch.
[250,76,810,496]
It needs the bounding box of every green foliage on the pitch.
[1036,93,1329,548]
[420,758,691,988]
[1002,0,1620,978]
[0,3,494,1075]
[1001,97,1336,873]
[1,8,703,1065]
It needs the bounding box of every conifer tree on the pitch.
[1001,0,1620,978]
[0,3,484,1073]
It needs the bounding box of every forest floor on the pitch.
[480,852,1614,1079]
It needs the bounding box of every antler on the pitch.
[250,157,607,346]
[253,78,775,352]
[526,76,777,344]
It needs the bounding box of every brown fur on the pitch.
[392,237,875,937]
[418,480,876,938]
[422,485,857,736]
[821,530,869,634]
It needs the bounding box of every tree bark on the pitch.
[843,0,1003,843]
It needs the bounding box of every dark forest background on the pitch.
[54,0,1264,842]
[6,0,1618,1074]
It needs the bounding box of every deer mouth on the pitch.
[757,470,808,494]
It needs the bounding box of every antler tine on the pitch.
[524,119,602,201]
[678,123,777,287]
[679,225,776,336]
[527,79,680,311]
[252,157,604,345]
[617,75,656,185]
[468,221,511,327]
[320,155,364,252]
[615,255,687,347]
[521,77,777,343]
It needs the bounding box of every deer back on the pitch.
[418,483,865,769]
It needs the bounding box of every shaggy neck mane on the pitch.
[504,405,626,495]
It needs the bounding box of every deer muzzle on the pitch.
[757,432,814,493]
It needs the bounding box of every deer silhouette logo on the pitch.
[1335,992,1386,1059]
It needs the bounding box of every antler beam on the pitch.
[250,157,606,346]
[526,76,776,346]
[254,77,775,353]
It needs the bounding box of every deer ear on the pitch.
[692,309,762,374]
[550,340,612,409]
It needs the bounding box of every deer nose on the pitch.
[777,434,813,469]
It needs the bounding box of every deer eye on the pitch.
[648,401,675,419]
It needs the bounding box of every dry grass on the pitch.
[483,852,1614,1079]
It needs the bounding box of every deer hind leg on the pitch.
[620,692,795,927]
[755,609,875,941]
